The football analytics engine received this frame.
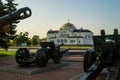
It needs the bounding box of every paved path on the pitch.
[0,55,107,80]
[0,55,83,80]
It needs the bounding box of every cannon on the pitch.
[0,7,31,27]
[80,29,120,80]
[0,7,32,49]
[15,42,68,67]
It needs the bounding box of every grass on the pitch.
[0,50,16,57]
[0,45,93,57]
[61,45,93,49]
[10,45,93,50]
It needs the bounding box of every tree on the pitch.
[0,0,7,17]
[0,0,18,49]
[27,38,31,46]
[14,32,30,46]
[5,0,18,36]
[5,0,18,13]
[32,35,40,45]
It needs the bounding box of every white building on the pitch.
[47,22,94,45]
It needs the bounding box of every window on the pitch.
[88,36,90,38]
[55,34,56,37]
[61,39,63,43]
[74,34,76,36]
[70,40,75,43]
[57,39,60,43]
[61,33,69,37]
[60,34,63,37]
[64,39,67,43]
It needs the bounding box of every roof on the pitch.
[73,28,92,33]
[47,23,92,34]
[59,22,76,30]
[47,30,58,34]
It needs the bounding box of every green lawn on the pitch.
[0,45,93,57]
[0,50,16,57]
[61,45,93,49]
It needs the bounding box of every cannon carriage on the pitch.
[80,29,120,80]
[15,42,67,67]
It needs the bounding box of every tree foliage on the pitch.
[5,0,18,36]
[11,33,47,46]
[13,32,30,46]
[0,0,7,16]
[32,35,40,45]
[5,0,18,12]
[0,0,18,49]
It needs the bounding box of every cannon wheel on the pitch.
[83,49,96,72]
[53,50,61,63]
[36,48,48,67]
[15,48,30,67]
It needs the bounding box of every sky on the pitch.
[3,0,120,38]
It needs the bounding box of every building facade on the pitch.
[47,22,94,45]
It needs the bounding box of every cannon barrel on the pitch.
[0,7,32,27]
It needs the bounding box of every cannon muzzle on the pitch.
[0,7,32,27]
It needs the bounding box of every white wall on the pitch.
[47,30,94,45]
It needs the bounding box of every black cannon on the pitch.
[0,7,31,27]
[15,42,68,67]
[80,29,120,80]
[0,7,32,49]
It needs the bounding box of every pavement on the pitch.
[0,55,107,80]
[0,55,83,80]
